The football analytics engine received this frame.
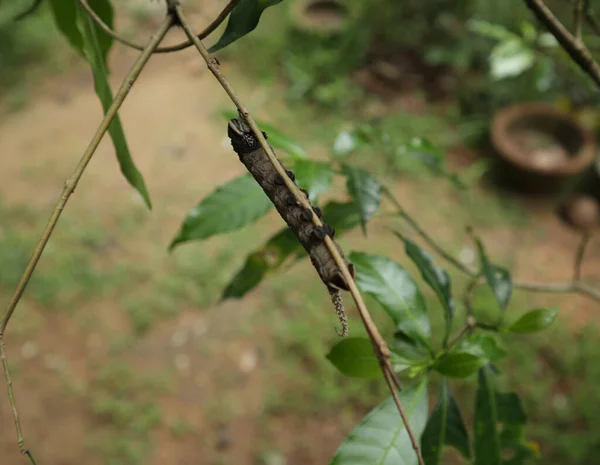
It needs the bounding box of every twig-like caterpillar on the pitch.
[228,117,355,336]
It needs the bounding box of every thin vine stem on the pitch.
[0,15,174,462]
[79,0,241,54]
[173,3,425,464]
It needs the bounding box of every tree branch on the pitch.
[524,0,600,87]
[173,3,425,464]
[78,0,240,54]
[0,15,174,462]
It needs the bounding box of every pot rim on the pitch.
[490,102,596,176]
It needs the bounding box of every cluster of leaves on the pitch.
[170,118,558,464]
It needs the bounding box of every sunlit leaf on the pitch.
[507,307,558,334]
[170,175,272,250]
[326,338,380,379]
[397,233,454,345]
[209,0,285,52]
[434,352,485,379]
[350,252,431,349]
[489,39,535,80]
[220,109,308,159]
[342,164,381,234]
[329,379,428,465]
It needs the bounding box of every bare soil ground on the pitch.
[1,6,599,465]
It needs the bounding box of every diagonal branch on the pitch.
[524,0,600,87]
[172,3,425,464]
[79,0,240,54]
[0,14,174,463]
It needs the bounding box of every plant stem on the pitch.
[0,15,174,462]
[174,4,425,464]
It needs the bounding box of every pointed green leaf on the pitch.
[170,175,273,249]
[76,3,152,208]
[220,110,308,159]
[393,330,431,362]
[326,337,380,379]
[49,0,84,55]
[496,392,527,425]
[457,333,507,364]
[342,164,381,235]
[507,307,558,334]
[292,160,334,202]
[329,379,429,465]
[396,233,454,345]
[222,201,361,299]
[209,0,285,52]
[474,236,512,313]
[474,367,501,465]
[421,378,471,463]
[350,252,431,349]
[434,352,485,379]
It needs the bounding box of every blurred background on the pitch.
[1,0,600,464]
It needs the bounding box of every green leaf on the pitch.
[332,125,376,157]
[421,379,471,464]
[496,392,527,425]
[292,160,334,202]
[49,0,84,55]
[220,110,308,159]
[222,201,361,299]
[393,330,431,362]
[209,0,285,52]
[467,19,520,42]
[474,367,501,465]
[396,233,454,345]
[474,236,512,313]
[222,228,299,299]
[434,352,485,379]
[326,338,380,379]
[350,252,431,349]
[507,307,558,334]
[170,175,272,250]
[342,164,381,234]
[74,2,152,208]
[489,40,535,80]
[329,379,429,465]
[457,333,507,364]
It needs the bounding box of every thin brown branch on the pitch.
[173,3,425,464]
[79,0,240,54]
[524,0,600,87]
[384,190,600,303]
[0,16,174,461]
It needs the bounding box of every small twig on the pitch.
[78,0,240,54]
[174,4,425,464]
[447,316,476,350]
[574,230,591,281]
[524,0,600,87]
[574,0,585,41]
[0,15,174,461]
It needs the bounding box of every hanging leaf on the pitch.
[220,109,308,159]
[421,378,471,464]
[329,379,428,465]
[342,164,382,235]
[49,0,152,208]
[507,307,558,334]
[170,175,272,250]
[473,236,512,313]
[396,233,454,345]
[222,201,361,299]
[474,367,501,465]
[292,159,334,202]
[326,337,380,379]
[434,352,486,379]
[350,252,431,350]
[209,0,285,52]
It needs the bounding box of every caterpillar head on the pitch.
[227,118,268,154]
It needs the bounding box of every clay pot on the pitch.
[490,103,596,194]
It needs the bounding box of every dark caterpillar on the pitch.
[227,117,355,335]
